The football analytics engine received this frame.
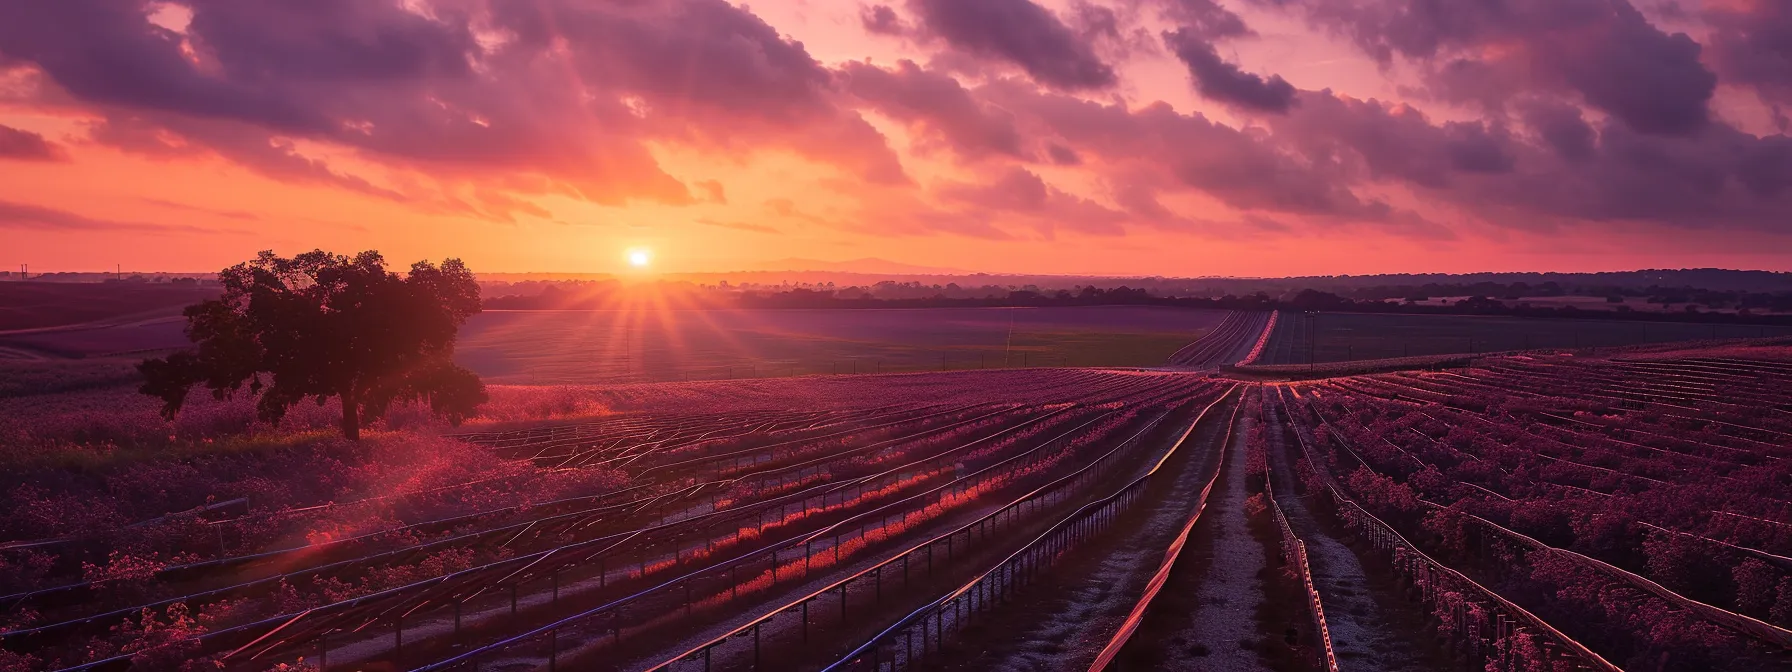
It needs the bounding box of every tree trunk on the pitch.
[341,385,361,441]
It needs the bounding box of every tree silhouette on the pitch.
[139,250,486,440]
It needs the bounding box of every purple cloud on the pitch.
[1163,29,1296,113]
[1706,3,1792,106]
[862,4,907,35]
[0,200,217,233]
[839,60,1028,161]
[0,0,908,215]
[978,81,1436,234]
[1154,0,1252,40]
[1263,0,1716,136]
[0,124,64,161]
[934,166,1128,236]
[908,0,1118,90]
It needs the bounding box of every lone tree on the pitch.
[140,250,486,440]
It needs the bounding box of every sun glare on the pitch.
[628,248,652,268]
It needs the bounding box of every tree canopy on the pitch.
[140,250,486,440]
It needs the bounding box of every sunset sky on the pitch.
[3,0,1792,276]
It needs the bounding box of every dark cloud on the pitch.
[0,0,907,215]
[1261,0,1715,136]
[1272,91,1519,188]
[1162,29,1295,113]
[908,0,1118,90]
[1070,1,1122,43]
[839,60,1027,161]
[1518,99,1596,161]
[861,4,907,35]
[0,1,327,132]
[1265,90,1792,234]
[1151,0,1252,40]
[0,124,64,161]
[1706,3,1792,106]
[187,0,476,83]
[1047,143,1082,165]
[1556,15,1713,136]
[978,81,1433,232]
[0,200,217,233]
[1444,122,1516,174]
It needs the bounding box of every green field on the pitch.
[455,306,1225,384]
[1255,312,1792,365]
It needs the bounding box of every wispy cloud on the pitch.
[0,200,225,234]
[696,217,781,234]
[0,124,66,161]
[137,197,262,221]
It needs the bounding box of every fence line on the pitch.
[1260,391,1338,672]
[1429,505,1792,650]
[1275,386,1621,672]
[409,384,1219,672]
[1085,388,1242,670]
[655,392,1218,670]
[830,385,1240,672]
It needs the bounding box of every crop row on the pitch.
[6,370,1212,671]
[1279,355,1792,670]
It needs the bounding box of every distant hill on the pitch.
[739,258,970,275]
[1274,269,1792,293]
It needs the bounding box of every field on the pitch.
[457,307,1226,383]
[6,309,1792,672]
[1254,311,1792,365]
[0,283,213,333]
[0,306,1225,380]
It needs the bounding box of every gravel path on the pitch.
[1149,411,1268,669]
[1091,400,1267,671]
[1264,392,1452,672]
[930,395,1236,671]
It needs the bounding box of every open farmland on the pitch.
[0,283,215,334]
[455,306,1227,383]
[1254,311,1792,365]
[7,311,1792,672]
[0,306,1226,380]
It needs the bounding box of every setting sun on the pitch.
[6,4,1792,671]
[627,248,652,268]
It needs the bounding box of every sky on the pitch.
[2,0,1792,277]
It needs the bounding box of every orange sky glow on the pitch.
[2,0,1791,276]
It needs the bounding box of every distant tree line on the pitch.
[485,282,1792,326]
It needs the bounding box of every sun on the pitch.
[627,248,652,268]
